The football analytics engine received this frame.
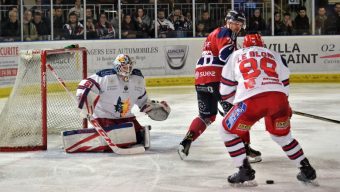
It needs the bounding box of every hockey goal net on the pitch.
[0,47,87,151]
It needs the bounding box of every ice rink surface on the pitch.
[0,83,339,192]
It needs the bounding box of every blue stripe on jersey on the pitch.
[131,69,144,78]
[96,69,117,77]
[138,90,147,99]
[197,56,225,66]
[220,44,235,62]
[281,56,288,67]
[217,27,232,38]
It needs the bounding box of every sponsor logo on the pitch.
[226,102,247,129]
[276,120,290,129]
[237,123,251,131]
[164,45,189,69]
[195,71,216,79]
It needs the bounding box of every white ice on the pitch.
[0,84,339,192]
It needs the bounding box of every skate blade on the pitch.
[300,180,319,187]
[248,156,262,164]
[229,180,258,187]
[177,145,188,160]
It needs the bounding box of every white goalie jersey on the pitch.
[76,68,148,119]
[220,46,290,104]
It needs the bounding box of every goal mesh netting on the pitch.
[0,48,87,151]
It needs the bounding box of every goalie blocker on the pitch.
[62,122,151,153]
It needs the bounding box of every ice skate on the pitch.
[228,158,257,187]
[178,132,193,160]
[297,158,319,186]
[245,144,262,163]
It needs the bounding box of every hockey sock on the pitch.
[271,133,306,167]
[188,117,207,141]
[219,126,246,167]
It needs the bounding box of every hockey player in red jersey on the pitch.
[219,34,317,186]
[178,10,261,162]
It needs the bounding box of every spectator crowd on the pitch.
[0,1,339,41]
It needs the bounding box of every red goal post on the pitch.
[0,47,87,151]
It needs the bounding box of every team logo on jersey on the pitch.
[164,45,189,69]
[114,97,131,117]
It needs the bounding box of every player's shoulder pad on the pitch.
[217,27,232,39]
[96,68,117,77]
[131,69,144,78]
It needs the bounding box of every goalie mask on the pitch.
[113,54,133,81]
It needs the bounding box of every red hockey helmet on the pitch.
[243,34,264,48]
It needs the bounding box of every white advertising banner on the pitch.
[0,36,340,89]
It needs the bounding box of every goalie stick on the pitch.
[46,64,145,154]
[293,110,340,124]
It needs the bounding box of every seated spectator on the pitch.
[324,3,340,35]
[1,10,20,41]
[315,7,327,35]
[197,10,215,34]
[133,7,151,38]
[85,8,97,24]
[168,7,191,37]
[53,0,63,5]
[270,12,284,35]
[32,11,51,40]
[31,0,49,18]
[196,23,206,37]
[293,6,310,35]
[184,12,193,35]
[85,16,97,39]
[63,11,84,39]
[248,8,267,35]
[122,14,137,38]
[53,6,65,40]
[281,12,293,35]
[152,9,174,38]
[23,10,39,41]
[96,13,115,39]
[69,0,84,22]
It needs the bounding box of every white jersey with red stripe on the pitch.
[76,68,148,119]
[220,46,290,104]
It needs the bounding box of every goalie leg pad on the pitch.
[62,122,137,153]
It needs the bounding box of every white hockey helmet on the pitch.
[113,54,133,80]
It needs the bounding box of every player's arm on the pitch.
[220,53,237,104]
[216,33,235,62]
[278,55,290,96]
[76,74,101,115]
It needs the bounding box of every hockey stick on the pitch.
[46,64,145,154]
[293,110,340,124]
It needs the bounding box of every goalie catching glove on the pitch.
[141,100,171,121]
